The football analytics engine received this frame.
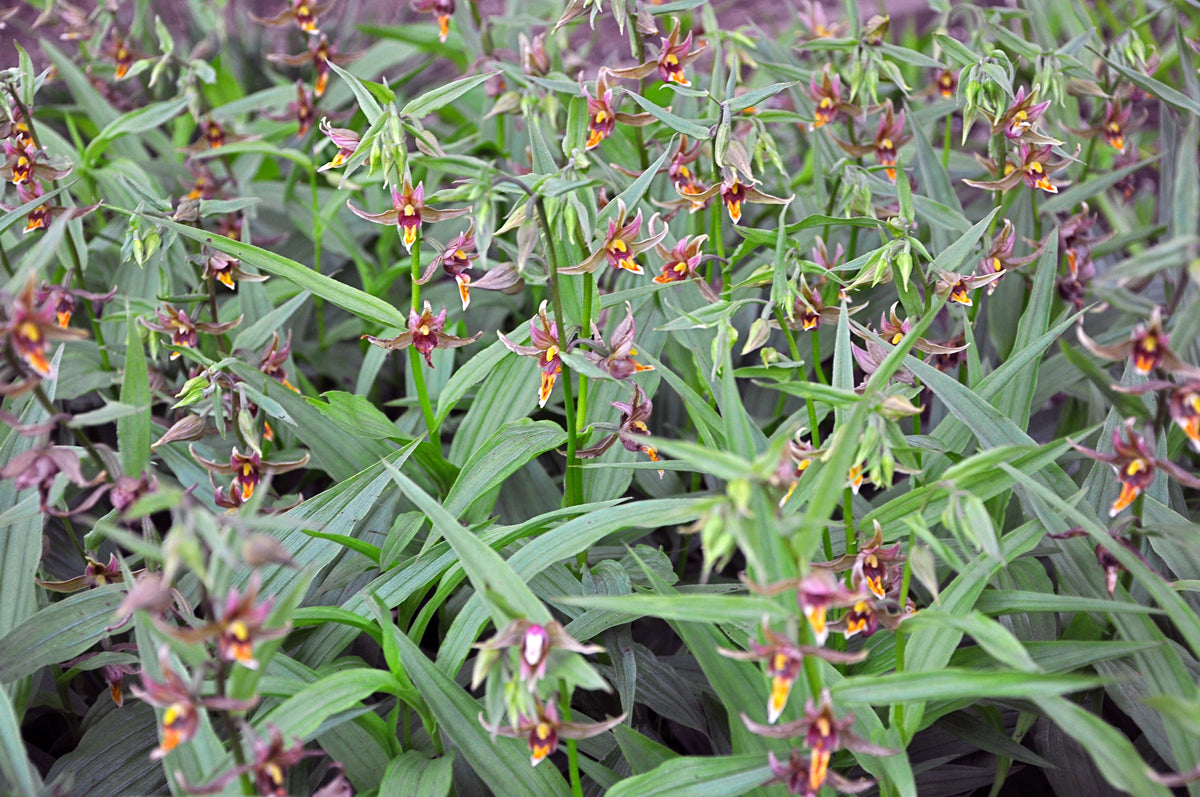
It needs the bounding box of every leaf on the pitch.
[44,701,165,797]
[326,59,386,122]
[84,95,191,163]
[832,669,1103,704]
[402,72,498,118]
[903,611,1039,672]
[0,684,43,796]
[389,628,571,797]
[605,754,773,797]
[621,92,711,140]
[1034,696,1171,796]
[382,461,550,625]
[0,587,125,683]
[555,593,785,624]
[122,210,408,329]
[254,668,398,740]
[118,311,152,479]
[306,391,406,441]
[443,419,566,518]
[379,750,455,797]
[1095,48,1200,118]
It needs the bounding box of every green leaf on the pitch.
[389,628,571,797]
[401,72,497,118]
[1095,48,1200,118]
[555,593,785,624]
[605,754,773,797]
[380,750,455,797]
[621,91,712,139]
[0,684,43,795]
[118,311,152,479]
[326,59,387,122]
[833,669,1103,704]
[122,210,408,329]
[0,586,125,682]
[84,95,191,163]
[903,611,1039,672]
[301,529,382,564]
[255,668,398,740]
[1034,696,1172,796]
[306,391,407,441]
[382,461,550,625]
[443,419,566,518]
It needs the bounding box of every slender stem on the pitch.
[811,326,827,385]
[559,684,584,797]
[310,160,327,350]
[214,661,256,795]
[1076,132,1098,187]
[575,273,594,434]
[843,487,856,557]
[409,236,440,448]
[942,113,952,171]
[535,196,581,506]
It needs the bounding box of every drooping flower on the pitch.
[267,33,358,97]
[576,383,662,471]
[743,690,896,795]
[685,173,792,225]
[37,553,127,593]
[0,180,100,234]
[577,71,653,151]
[582,302,655,380]
[264,80,317,137]
[258,331,299,392]
[164,578,290,669]
[0,140,73,185]
[977,218,1039,293]
[316,119,361,172]
[103,28,138,80]
[412,0,455,43]
[933,269,1004,307]
[1076,307,1199,377]
[606,20,705,86]
[181,117,253,153]
[1067,100,1145,152]
[200,249,268,290]
[718,625,865,723]
[519,32,551,76]
[177,724,323,795]
[498,300,566,408]
[561,199,668,275]
[472,618,603,691]
[479,696,625,767]
[805,65,860,131]
[420,224,522,310]
[933,67,958,99]
[364,300,483,367]
[347,177,471,252]
[764,749,875,797]
[250,0,335,34]
[798,1,847,40]
[1,274,88,377]
[131,646,258,760]
[191,445,310,508]
[141,303,241,360]
[964,143,1071,194]
[993,85,1053,142]
[834,100,911,182]
[745,571,861,645]
[1069,418,1200,516]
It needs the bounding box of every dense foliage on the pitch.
[2,0,1200,795]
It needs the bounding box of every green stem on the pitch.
[942,113,952,171]
[811,325,827,386]
[535,196,582,507]
[560,685,584,797]
[409,237,440,448]
[843,487,856,557]
[310,160,327,350]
